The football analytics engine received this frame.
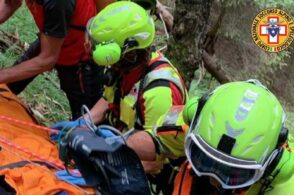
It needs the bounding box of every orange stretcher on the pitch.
[0,84,94,195]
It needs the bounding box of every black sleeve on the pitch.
[42,0,76,38]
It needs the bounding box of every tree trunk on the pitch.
[166,0,213,85]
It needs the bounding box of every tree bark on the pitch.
[155,1,174,32]
[166,0,213,85]
[202,50,230,83]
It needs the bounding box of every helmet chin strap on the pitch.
[114,54,139,74]
[117,49,151,74]
[122,54,138,64]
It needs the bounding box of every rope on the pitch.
[0,116,95,194]
[0,115,59,134]
[0,136,64,170]
[81,105,97,133]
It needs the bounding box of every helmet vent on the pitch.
[225,121,244,137]
[251,135,264,144]
[134,14,142,20]
[209,112,215,125]
[148,18,153,25]
[92,22,98,30]
[242,145,253,155]
[235,89,259,122]
[105,27,112,32]
[273,105,279,116]
[208,113,215,140]
[98,16,105,22]
[130,21,136,26]
[134,32,150,40]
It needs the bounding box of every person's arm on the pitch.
[0,0,22,24]
[124,85,172,161]
[0,34,63,83]
[0,0,75,83]
[85,97,109,124]
[127,131,156,161]
[127,81,185,160]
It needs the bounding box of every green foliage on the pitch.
[224,0,294,14]
[1,5,37,42]
[221,0,294,59]
[153,19,169,51]
[223,0,252,8]
[1,1,294,131]
[286,110,294,135]
[0,48,19,67]
[189,69,220,98]
[0,5,37,66]
[216,0,294,132]
[19,71,71,127]
[266,51,290,68]
[254,0,294,15]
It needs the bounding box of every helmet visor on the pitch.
[185,133,278,189]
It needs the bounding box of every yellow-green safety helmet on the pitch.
[87,1,155,66]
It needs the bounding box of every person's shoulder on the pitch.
[247,135,294,195]
[264,175,294,195]
[263,134,294,194]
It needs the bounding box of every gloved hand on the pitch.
[50,118,86,142]
[55,170,87,186]
[51,118,86,131]
[95,126,116,138]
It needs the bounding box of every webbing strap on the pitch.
[0,160,57,170]
[135,60,186,129]
[70,24,86,32]
[135,60,168,129]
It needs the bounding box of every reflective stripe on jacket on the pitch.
[146,105,188,159]
[104,51,187,130]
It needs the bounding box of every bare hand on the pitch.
[142,160,164,174]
